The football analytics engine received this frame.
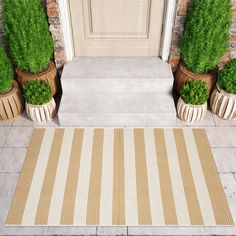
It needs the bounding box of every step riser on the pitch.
[62,79,173,93]
[59,113,177,127]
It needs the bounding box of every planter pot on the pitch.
[16,61,58,96]
[174,62,217,95]
[210,84,236,120]
[177,98,207,123]
[26,98,56,123]
[0,81,24,121]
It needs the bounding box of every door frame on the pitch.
[58,0,176,62]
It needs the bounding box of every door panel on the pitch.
[69,0,164,57]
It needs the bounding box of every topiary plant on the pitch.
[3,0,54,74]
[180,0,231,74]
[0,45,14,94]
[180,79,209,105]
[218,59,236,94]
[23,80,52,105]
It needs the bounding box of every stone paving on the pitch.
[0,111,236,236]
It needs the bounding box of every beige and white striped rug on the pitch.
[6,128,234,226]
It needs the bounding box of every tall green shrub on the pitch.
[3,0,54,74]
[0,45,14,94]
[180,0,231,74]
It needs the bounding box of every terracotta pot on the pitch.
[177,98,207,123]
[26,98,56,123]
[0,81,24,121]
[174,62,217,95]
[16,61,58,96]
[210,84,236,120]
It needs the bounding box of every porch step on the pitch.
[58,58,176,127]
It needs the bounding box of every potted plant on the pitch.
[0,45,24,121]
[210,59,236,120]
[3,0,58,96]
[177,80,209,123]
[174,0,231,94]
[23,80,56,123]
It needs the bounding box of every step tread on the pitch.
[59,92,176,114]
[62,57,173,79]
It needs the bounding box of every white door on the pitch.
[69,0,164,57]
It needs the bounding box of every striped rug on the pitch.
[6,128,234,226]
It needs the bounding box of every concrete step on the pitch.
[60,92,176,114]
[62,57,174,79]
[62,78,173,93]
[58,113,177,127]
[58,57,176,127]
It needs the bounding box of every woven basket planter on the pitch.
[174,62,217,95]
[16,61,58,96]
[0,81,24,121]
[210,84,236,120]
[177,98,207,123]
[26,98,56,123]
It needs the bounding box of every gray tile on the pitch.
[0,148,27,173]
[0,173,19,198]
[128,226,236,235]
[212,148,236,173]
[97,226,127,236]
[12,112,59,127]
[0,120,13,127]
[42,226,96,235]
[205,127,236,148]
[176,110,215,127]
[0,127,11,147]
[5,127,33,148]
[213,113,236,127]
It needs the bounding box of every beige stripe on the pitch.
[6,129,45,225]
[173,129,203,225]
[60,129,84,225]
[86,129,104,225]
[193,129,234,225]
[34,129,65,225]
[112,129,126,225]
[154,129,178,225]
[134,129,152,225]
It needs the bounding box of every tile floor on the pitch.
[0,111,236,236]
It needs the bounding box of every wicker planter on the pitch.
[0,81,24,121]
[177,98,207,123]
[26,98,56,123]
[16,61,58,96]
[174,62,217,95]
[210,84,236,120]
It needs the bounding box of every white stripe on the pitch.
[73,128,94,225]
[164,129,191,225]
[144,129,165,225]
[124,128,138,225]
[47,128,74,225]
[100,129,114,225]
[21,129,55,225]
[183,129,216,225]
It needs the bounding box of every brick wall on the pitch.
[169,0,236,71]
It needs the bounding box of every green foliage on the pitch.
[0,45,14,94]
[180,0,231,74]
[3,0,54,74]
[218,59,236,94]
[23,80,52,105]
[180,80,209,105]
